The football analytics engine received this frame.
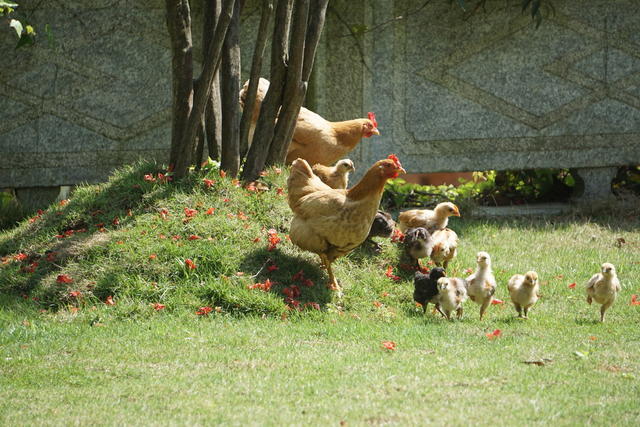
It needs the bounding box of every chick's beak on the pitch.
[371,128,380,136]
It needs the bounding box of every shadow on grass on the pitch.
[239,247,333,306]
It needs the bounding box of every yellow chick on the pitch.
[507,271,540,318]
[398,202,460,233]
[312,159,355,189]
[430,228,458,269]
[465,251,496,320]
[586,263,621,322]
[436,277,468,320]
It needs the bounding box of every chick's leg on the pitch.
[514,303,522,318]
[600,302,611,322]
[456,307,463,320]
[479,299,490,320]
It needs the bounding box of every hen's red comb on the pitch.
[367,112,378,128]
[387,154,402,169]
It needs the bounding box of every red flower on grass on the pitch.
[385,265,401,282]
[152,303,166,311]
[149,254,157,260]
[267,229,282,251]
[283,285,301,299]
[631,295,640,306]
[381,341,396,351]
[267,264,279,272]
[184,208,198,218]
[57,274,73,284]
[568,282,576,289]
[68,290,82,298]
[14,253,28,262]
[203,178,215,188]
[486,329,502,340]
[491,299,504,305]
[205,207,215,215]
[185,259,197,269]
[112,217,120,226]
[373,301,383,308]
[188,235,201,241]
[105,296,115,306]
[390,229,404,243]
[196,306,213,316]
[248,279,274,292]
[144,174,156,182]
[276,188,284,196]
[219,170,227,178]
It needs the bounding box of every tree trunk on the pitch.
[166,0,194,170]
[266,0,309,166]
[238,0,274,161]
[241,0,293,182]
[172,0,236,179]
[204,0,222,162]
[301,0,329,81]
[220,0,242,176]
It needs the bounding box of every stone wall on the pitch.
[2,0,639,203]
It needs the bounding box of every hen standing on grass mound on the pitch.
[240,78,380,166]
[287,155,405,293]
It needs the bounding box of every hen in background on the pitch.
[240,78,380,166]
[403,227,433,269]
[437,277,468,320]
[466,251,497,320]
[507,271,540,318]
[312,159,355,189]
[398,202,460,233]
[287,155,405,293]
[586,263,621,322]
[430,228,458,269]
[413,267,447,315]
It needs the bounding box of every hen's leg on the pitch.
[321,254,341,293]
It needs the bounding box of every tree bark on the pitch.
[238,0,274,161]
[220,0,242,176]
[172,0,235,179]
[166,0,194,170]
[266,0,309,166]
[301,0,329,81]
[204,0,222,162]
[241,0,293,182]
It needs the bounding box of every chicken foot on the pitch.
[320,254,343,296]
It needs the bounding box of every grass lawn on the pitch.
[1,162,639,425]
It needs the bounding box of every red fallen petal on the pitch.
[202,178,215,188]
[381,341,396,351]
[491,299,504,305]
[188,235,201,240]
[253,237,261,243]
[112,217,120,226]
[185,259,197,269]
[267,265,278,272]
[105,296,115,306]
[149,254,157,260]
[568,282,576,289]
[59,199,69,206]
[373,301,382,308]
[184,208,198,218]
[276,188,284,196]
[152,303,166,311]
[57,274,73,284]
[68,290,81,297]
[219,170,227,178]
[196,306,213,316]
[630,294,640,305]
[14,253,28,261]
[486,329,502,339]
[205,207,215,215]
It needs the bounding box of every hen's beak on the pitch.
[371,128,380,136]
[453,207,461,217]
[398,166,406,175]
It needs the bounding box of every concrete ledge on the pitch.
[472,203,572,217]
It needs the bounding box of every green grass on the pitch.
[1,162,639,425]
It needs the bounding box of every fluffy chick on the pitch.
[312,159,355,190]
[436,277,468,320]
[507,271,540,318]
[465,251,497,320]
[398,202,460,233]
[430,228,458,270]
[413,267,447,315]
[364,210,395,252]
[586,263,621,322]
[403,227,433,268]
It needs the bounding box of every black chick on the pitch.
[413,267,447,315]
[364,210,395,252]
[404,227,434,268]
